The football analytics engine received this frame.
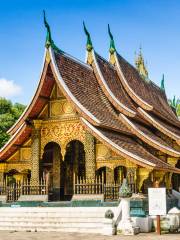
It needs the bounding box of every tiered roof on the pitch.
[0,16,180,173]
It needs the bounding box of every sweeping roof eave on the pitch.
[80,117,180,173]
[114,52,180,126]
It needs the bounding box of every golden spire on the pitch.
[135,46,149,80]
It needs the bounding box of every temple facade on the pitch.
[0,16,180,201]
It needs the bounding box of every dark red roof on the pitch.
[117,53,180,127]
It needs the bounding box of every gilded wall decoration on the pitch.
[20,148,31,161]
[62,101,74,114]
[96,159,127,170]
[5,163,31,173]
[50,101,63,116]
[41,120,86,158]
[50,100,76,118]
[96,144,110,160]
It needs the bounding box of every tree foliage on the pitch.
[0,98,26,148]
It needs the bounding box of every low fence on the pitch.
[74,175,136,201]
[0,179,48,202]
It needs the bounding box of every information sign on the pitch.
[148,188,166,216]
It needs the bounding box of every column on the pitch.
[53,144,61,200]
[0,172,4,186]
[31,120,42,185]
[106,168,114,183]
[84,132,96,179]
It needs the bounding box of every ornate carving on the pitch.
[84,132,96,179]
[50,101,63,116]
[0,172,4,185]
[6,163,31,172]
[31,124,41,185]
[41,120,86,157]
[138,168,152,192]
[33,120,42,129]
[96,159,126,170]
[96,144,110,159]
[167,157,179,166]
[153,170,166,184]
[21,148,31,161]
[50,100,76,118]
[62,101,74,114]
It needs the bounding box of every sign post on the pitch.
[148,187,166,235]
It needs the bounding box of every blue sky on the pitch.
[0,0,180,104]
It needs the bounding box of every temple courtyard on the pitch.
[0,231,179,240]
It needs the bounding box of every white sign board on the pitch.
[148,188,166,216]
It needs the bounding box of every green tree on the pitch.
[0,98,26,148]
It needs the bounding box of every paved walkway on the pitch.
[0,231,179,240]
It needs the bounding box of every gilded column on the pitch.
[31,120,42,185]
[106,168,114,183]
[0,164,5,186]
[84,132,96,179]
[0,172,4,186]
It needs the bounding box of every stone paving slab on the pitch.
[0,231,179,240]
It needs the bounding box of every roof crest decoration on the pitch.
[83,21,93,52]
[160,74,165,91]
[43,10,60,53]
[135,46,149,81]
[108,24,116,54]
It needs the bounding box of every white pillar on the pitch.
[116,198,140,235]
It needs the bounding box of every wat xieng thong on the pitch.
[0,12,179,202]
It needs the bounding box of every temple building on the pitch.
[0,14,180,201]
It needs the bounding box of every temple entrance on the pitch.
[62,140,85,200]
[41,142,62,201]
[41,140,85,201]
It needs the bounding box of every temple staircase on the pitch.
[0,207,116,235]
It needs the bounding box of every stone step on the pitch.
[0,213,105,216]
[0,207,112,212]
[0,217,104,223]
[0,221,105,228]
[0,226,104,234]
[0,207,115,235]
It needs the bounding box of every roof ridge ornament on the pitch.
[43,10,60,53]
[83,21,93,52]
[135,46,149,81]
[160,74,165,91]
[108,24,116,54]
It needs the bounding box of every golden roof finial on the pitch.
[135,46,149,80]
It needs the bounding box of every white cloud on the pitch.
[0,78,22,98]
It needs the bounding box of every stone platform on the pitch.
[0,231,179,240]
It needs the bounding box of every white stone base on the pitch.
[0,195,7,203]
[18,195,48,202]
[72,194,104,201]
[117,219,140,235]
[131,216,152,232]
